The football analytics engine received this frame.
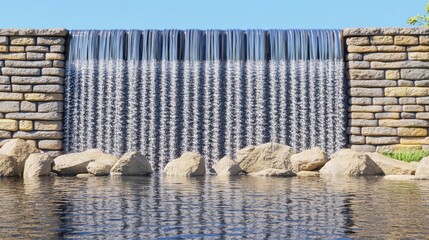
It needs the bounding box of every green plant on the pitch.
[380,150,429,162]
[407,1,429,26]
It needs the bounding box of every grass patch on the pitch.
[380,150,429,163]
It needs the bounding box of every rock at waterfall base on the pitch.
[320,149,383,176]
[366,152,416,175]
[384,175,429,181]
[290,147,327,172]
[0,139,39,176]
[249,168,296,177]
[23,153,53,178]
[212,156,241,176]
[52,149,104,176]
[110,151,152,176]
[416,157,429,176]
[237,143,294,173]
[87,153,118,176]
[0,154,19,177]
[297,171,320,177]
[164,152,205,177]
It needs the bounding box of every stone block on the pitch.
[0,92,23,100]
[26,52,45,60]
[0,36,8,45]
[348,46,377,53]
[366,136,400,144]
[12,131,63,140]
[26,46,49,53]
[5,112,62,120]
[401,112,416,119]
[376,45,406,52]
[34,121,62,130]
[0,53,26,60]
[0,101,19,113]
[415,80,429,87]
[12,85,32,93]
[399,97,416,105]
[417,97,429,104]
[38,140,62,150]
[407,45,429,52]
[379,119,429,127]
[33,85,64,93]
[408,52,429,61]
[5,60,52,68]
[347,61,370,69]
[349,119,378,127]
[0,119,18,131]
[346,53,363,61]
[20,101,37,112]
[0,85,11,92]
[385,87,429,97]
[347,127,361,135]
[346,37,370,46]
[349,105,383,113]
[38,102,63,112]
[42,68,65,76]
[375,112,400,119]
[349,69,384,80]
[398,80,414,87]
[361,127,397,136]
[0,76,10,84]
[400,137,429,145]
[349,97,372,105]
[1,68,40,76]
[50,45,65,53]
[11,76,64,84]
[0,46,8,52]
[350,145,376,152]
[24,93,63,101]
[373,97,397,105]
[401,69,429,80]
[52,60,65,68]
[364,53,407,61]
[416,112,429,119]
[349,112,374,119]
[10,37,35,45]
[420,36,429,45]
[349,80,396,87]
[9,46,25,52]
[45,53,65,60]
[0,131,11,138]
[350,88,383,97]
[350,135,365,144]
[370,36,393,45]
[386,70,400,80]
[403,105,425,112]
[37,37,65,45]
[19,120,32,131]
[398,128,427,137]
[372,61,429,69]
[394,36,419,45]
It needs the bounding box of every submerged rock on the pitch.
[0,139,39,176]
[87,153,118,176]
[164,152,205,177]
[319,149,383,176]
[366,152,416,175]
[23,153,53,178]
[384,175,429,181]
[416,157,429,176]
[52,149,104,176]
[0,154,19,177]
[290,147,327,172]
[110,151,152,176]
[249,168,296,177]
[212,156,241,176]
[237,142,294,173]
[297,171,320,177]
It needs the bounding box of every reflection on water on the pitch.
[0,176,428,239]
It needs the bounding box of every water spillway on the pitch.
[64,29,346,170]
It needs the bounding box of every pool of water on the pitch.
[0,175,428,239]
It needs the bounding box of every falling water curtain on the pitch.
[64,29,346,171]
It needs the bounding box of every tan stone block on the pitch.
[347,127,361,135]
[376,45,406,52]
[0,92,23,100]
[386,70,400,80]
[19,120,32,131]
[420,36,429,45]
[349,69,384,79]
[346,37,370,46]
[38,140,62,150]
[370,36,393,45]
[349,105,383,112]
[12,131,63,140]
[24,93,63,101]
[349,112,374,119]
[0,53,26,60]
[347,46,377,53]
[349,97,372,105]
[350,135,365,144]
[371,61,429,69]
[384,105,402,112]
[373,97,397,105]
[408,52,429,61]
[350,88,384,97]
[361,127,397,136]
[26,46,49,53]
[0,36,8,45]
[0,131,11,138]
[346,53,363,61]
[9,46,25,52]
[0,119,18,131]
[385,87,429,97]
[349,119,378,127]
[394,36,419,45]
[375,112,400,119]
[37,37,65,45]
[34,121,62,130]
[379,119,429,127]
[400,137,429,145]
[10,37,35,45]
[407,45,429,52]
[45,53,65,60]
[1,67,40,76]
[0,46,8,52]
[364,53,407,61]
[366,136,399,144]
[347,61,370,69]
[403,105,425,112]
[416,112,429,119]
[398,128,427,137]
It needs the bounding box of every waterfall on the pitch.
[65,29,346,171]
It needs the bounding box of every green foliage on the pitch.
[380,150,429,162]
[407,1,429,26]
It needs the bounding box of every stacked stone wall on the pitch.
[0,29,68,156]
[345,28,429,152]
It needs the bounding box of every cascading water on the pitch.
[64,29,346,171]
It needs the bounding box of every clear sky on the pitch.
[0,0,426,29]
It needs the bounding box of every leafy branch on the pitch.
[407,1,429,26]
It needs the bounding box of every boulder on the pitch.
[290,147,327,172]
[384,175,429,181]
[163,152,205,177]
[249,168,296,177]
[23,153,53,178]
[212,156,241,176]
[297,171,320,177]
[319,149,383,176]
[52,149,104,176]
[416,157,429,176]
[0,154,19,177]
[110,151,152,176]
[87,153,118,176]
[237,142,294,173]
[366,152,417,175]
[0,139,39,176]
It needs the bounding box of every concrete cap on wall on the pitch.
[343,27,429,37]
[0,29,68,36]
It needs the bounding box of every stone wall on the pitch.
[345,28,429,152]
[0,29,68,156]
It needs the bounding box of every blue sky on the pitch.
[0,0,425,29]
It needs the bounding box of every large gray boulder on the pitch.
[249,168,296,177]
[213,156,241,176]
[237,143,294,173]
[320,149,383,176]
[415,157,429,176]
[0,154,19,177]
[52,149,104,176]
[366,152,417,175]
[110,151,152,176]
[23,153,53,178]
[87,153,118,176]
[0,139,39,176]
[163,152,205,177]
[290,147,327,172]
